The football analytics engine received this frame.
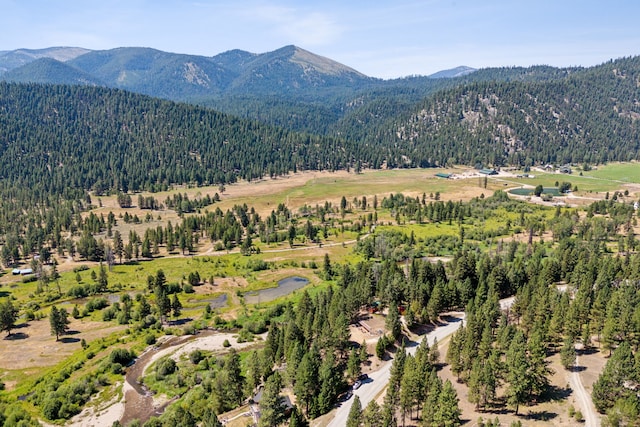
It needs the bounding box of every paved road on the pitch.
[328,313,465,427]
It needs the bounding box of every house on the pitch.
[12,268,33,275]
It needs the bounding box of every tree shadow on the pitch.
[578,347,599,356]
[4,332,28,340]
[0,291,10,298]
[14,322,30,329]
[522,410,558,421]
[59,337,81,344]
[167,318,193,326]
[570,365,586,372]
[542,385,572,402]
[65,329,81,335]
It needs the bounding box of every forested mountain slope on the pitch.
[334,56,640,166]
[0,82,358,198]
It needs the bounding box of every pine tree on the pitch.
[505,331,529,415]
[49,306,70,341]
[432,380,461,427]
[294,349,320,417]
[347,395,362,427]
[155,285,171,322]
[592,341,636,413]
[362,400,382,427]
[97,262,108,292]
[347,349,362,380]
[259,372,285,427]
[0,298,19,336]
[560,336,576,370]
[171,293,182,318]
[201,408,223,427]
[113,230,123,263]
[386,304,402,342]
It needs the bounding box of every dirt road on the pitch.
[568,354,601,427]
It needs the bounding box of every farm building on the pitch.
[559,165,572,174]
[479,169,498,175]
[435,172,452,179]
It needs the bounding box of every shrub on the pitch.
[109,348,135,366]
[86,298,108,312]
[111,363,123,375]
[145,334,156,345]
[222,339,231,348]
[189,350,204,365]
[155,357,177,378]
[67,285,89,298]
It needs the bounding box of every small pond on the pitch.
[243,276,310,304]
[188,293,228,309]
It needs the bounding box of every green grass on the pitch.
[582,162,640,183]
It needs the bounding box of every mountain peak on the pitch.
[429,66,476,79]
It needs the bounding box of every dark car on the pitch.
[338,390,353,402]
[358,373,369,381]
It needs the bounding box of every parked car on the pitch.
[358,373,369,381]
[353,380,362,390]
[338,390,353,402]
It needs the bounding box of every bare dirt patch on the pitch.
[0,317,125,372]
[435,336,593,427]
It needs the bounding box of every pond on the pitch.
[188,293,228,309]
[509,187,562,196]
[243,276,310,304]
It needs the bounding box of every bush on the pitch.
[42,395,62,420]
[111,363,123,374]
[574,410,584,422]
[145,334,156,345]
[189,350,204,365]
[86,297,109,312]
[67,285,89,298]
[109,348,135,366]
[155,357,177,378]
[222,339,231,348]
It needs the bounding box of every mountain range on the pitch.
[1,44,639,173]
[0,45,474,94]
[0,45,407,99]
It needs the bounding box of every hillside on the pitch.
[0,46,90,74]
[0,82,356,198]
[2,57,103,86]
[2,45,375,100]
[334,57,640,166]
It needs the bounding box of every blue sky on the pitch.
[1,0,639,78]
